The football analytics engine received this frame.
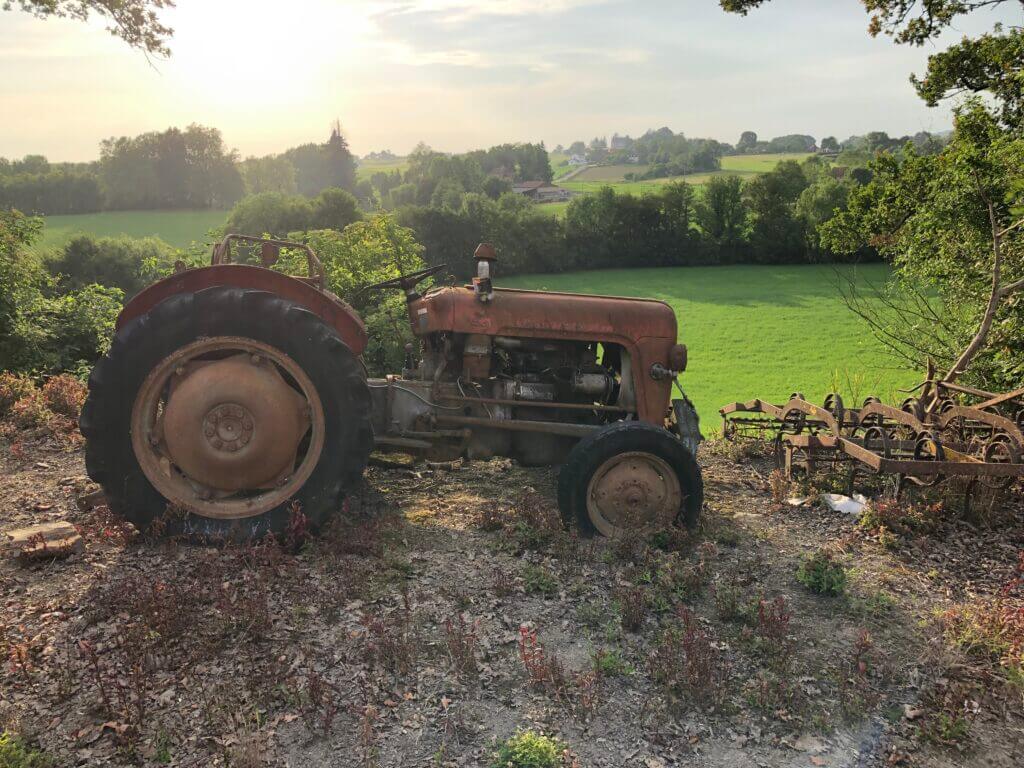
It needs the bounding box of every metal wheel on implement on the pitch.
[80,286,373,540]
[557,421,703,537]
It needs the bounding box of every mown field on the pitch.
[36,209,228,251]
[504,263,915,427]
[556,152,813,197]
[355,157,409,181]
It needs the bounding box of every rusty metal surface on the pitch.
[130,336,325,520]
[586,451,681,536]
[117,264,368,356]
[408,286,678,423]
[720,387,1024,489]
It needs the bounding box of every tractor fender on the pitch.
[117,264,367,356]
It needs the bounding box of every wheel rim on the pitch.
[130,336,325,520]
[586,451,682,536]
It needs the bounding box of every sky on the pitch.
[1,0,1019,161]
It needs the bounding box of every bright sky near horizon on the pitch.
[2,0,1019,162]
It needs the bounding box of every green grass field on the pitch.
[36,210,228,251]
[721,152,812,173]
[356,158,409,181]
[503,264,915,428]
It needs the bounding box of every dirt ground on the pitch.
[1,432,1023,767]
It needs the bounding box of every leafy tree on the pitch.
[743,160,809,262]
[282,127,357,197]
[766,134,816,153]
[225,192,314,237]
[696,175,748,257]
[737,131,758,152]
[310,188,361,231]
[100,125,242,209]
[6,0,174,56]
[567,141,586,156]
[240,156,298,196]
[822,101,1024,388]
[795,178,852,257]
[820,136,840,153]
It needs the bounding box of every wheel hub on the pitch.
[203,403,254,452]
[587,451,682,535]
[161,353,310,492]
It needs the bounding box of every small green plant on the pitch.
[0,732,52,768]
[591,647,633,677]
[522,564,558,598]
[713,577,744,622]
[490,730,566,768]
[796,549,848,596]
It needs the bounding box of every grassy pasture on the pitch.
[721,152,813,172]
[36,210,228,251]
[503,264,915,427]
[356,157,409,181]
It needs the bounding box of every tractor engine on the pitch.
[367,243,693,466]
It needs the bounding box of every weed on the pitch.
[354,701,381,768]
[518,626,568,694]
[523,564,558,598]
[8,392,50,430]
[837,629,878,720]
[443,613,480,678]
[648,606,730,706]
[796,549,848,596]
[941,552,1024,677]
[713,577,744,622]
[40,374,86,418]
[473,500,507,532]
[491,568,516,597]
[613,585,648,631]
[360,600,419,677]
[0,373,36,417]
[490,730,567,768]
[592,648,633,677]
[0,732,52,768]
[576,602,605,629]
[508,492,563,552]
[919,680,978,748]
[648,526,691,553]
[755,596,794,671]
[295,670,341,733]
[768,469,790,505]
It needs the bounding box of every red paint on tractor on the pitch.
[117,264,368,355]
[408,285,677,423]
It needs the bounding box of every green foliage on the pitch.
[796,549,848,596]
[240,155,298,196]
[522,564,558,597]
[275,215,425,375]
[0,731,52,768]
[823,101,1024,389]
[0,209,120,374]
[45,234,176,298]
[282,129,357,196]
[100,124,242,210]
[743,160,810,263]
[225,188,362,238]
[490,730,565,768]
[0,170,103,215]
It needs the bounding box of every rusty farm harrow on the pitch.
[720,381,1024,493]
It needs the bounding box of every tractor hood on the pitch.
[408,285,678,347]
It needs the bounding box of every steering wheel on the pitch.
[363,263,448,293]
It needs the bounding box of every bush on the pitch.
[0,373,35,417]
[0,732,52,768]
[9,391,51,429]
[41,374,86,418]
[45,234,175,298]
[796,549,848,596]
[491,730,566,768]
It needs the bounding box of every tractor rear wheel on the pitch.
[80,287,373,540]
[557,421,703,537]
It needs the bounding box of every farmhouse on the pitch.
[512,181,571,202]
[568,153,588,166]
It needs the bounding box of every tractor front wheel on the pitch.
[80,287,373,540]
[557,422,703,537]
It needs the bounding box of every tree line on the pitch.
[0,124,358,216]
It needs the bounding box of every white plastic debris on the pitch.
[820,492,868,516]
[786,496,811,507]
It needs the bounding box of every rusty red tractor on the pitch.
[81,235,703,539]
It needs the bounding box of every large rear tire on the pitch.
[557,421,702,537]
[80,287,373,540]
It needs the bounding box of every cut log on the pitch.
[2,521,83,561]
